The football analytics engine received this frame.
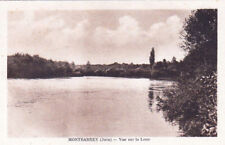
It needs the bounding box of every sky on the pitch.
[8,10,191,64]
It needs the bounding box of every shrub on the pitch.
[157,72,217,136]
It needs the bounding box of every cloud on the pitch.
[8,12,91,61]
[62,19,90,40]
[94,15,147,48]
[8,12,185,64]
[92,15,183,61]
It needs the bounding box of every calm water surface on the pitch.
[8,77,179,137]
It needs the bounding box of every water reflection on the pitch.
[148,87,154,112]
[148,83,179,127]
[148,83,170,112]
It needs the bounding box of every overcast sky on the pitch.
[8,10,191,64]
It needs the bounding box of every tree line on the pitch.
[7,53,75,78]
[8,52,180,79]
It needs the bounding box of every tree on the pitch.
[7,53,74,78]
[86,61,90,66]
[163,59,167,69]
[172,57,177,63]
[181,9,217,72]
[149,47,155,67]
[85,60,93,75]
[156,9,217,136]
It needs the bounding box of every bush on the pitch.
[157,72,217,136]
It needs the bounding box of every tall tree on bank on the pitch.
[181,9,217,74]
[157,9,217,136]
[149,47,155,68]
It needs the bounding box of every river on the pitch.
[8,77,179,137]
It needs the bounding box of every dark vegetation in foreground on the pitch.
[7,54,180,79]
[153,9,217,136]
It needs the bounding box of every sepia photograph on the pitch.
[7,8,217,137]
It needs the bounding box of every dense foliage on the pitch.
[181,9,217,73]
[157,72,217,136]
[156,9,217,136]
[8,54,179,79]
[8,53,75,78]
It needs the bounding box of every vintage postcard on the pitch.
[0,1,224,145]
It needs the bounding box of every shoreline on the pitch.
[7,75,177,81]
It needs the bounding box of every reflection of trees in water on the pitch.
[148,86,163,112]
[148,86,178,127]
[148,87,154,112]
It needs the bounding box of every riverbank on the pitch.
[7,53,180,80]
[7,75,177,82]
